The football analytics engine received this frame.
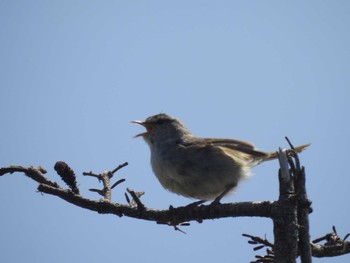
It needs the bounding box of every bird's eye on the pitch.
[155,119,165,125]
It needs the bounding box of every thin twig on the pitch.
[109,162,128,177]
[0,165,58,188]
[83,163,128,201]
[111,178,126,189]
[83,171,100,179]
[126,188,145,211]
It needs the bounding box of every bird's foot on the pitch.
[210,185,235,205]
[185,200,206,208]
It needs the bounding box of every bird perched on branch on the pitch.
[133,113,309,201]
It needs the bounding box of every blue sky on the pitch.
[1,1,349,262]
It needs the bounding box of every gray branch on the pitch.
[1,145,349,261]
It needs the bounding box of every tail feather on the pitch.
[265,143,311,161]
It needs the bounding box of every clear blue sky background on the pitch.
[1,1,349,262]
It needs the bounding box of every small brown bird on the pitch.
[133,113,309,201]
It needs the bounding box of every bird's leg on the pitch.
[211,184,235,205]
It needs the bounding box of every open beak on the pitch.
[132,120,150,138]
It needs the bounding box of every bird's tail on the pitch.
[264,143,311,161]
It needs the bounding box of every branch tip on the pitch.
[110,162,128,175]
[285,136,294,150]
[111,178,126,189]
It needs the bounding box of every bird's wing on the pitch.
[181,138,269,160]
[204,138,255,149]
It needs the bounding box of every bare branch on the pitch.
[109,162,128,176]
[287,145,312,263]
[82,163,128,202]
[273,149,298,262]
[312,226,350,257]
[0,165,58,188]
[1,145,350,261]
[1,164,274,225]
[242,233,275,263]
[111,179,126,189]
[36,182,274,224]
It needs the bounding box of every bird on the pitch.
[133,113,309,201]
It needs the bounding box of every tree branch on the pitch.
[38,183,274,223]
[1,144,350,261]
[0,165,58,187]
[311,226,350,257]
[273,149,298,262]
[0,163,273,226]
